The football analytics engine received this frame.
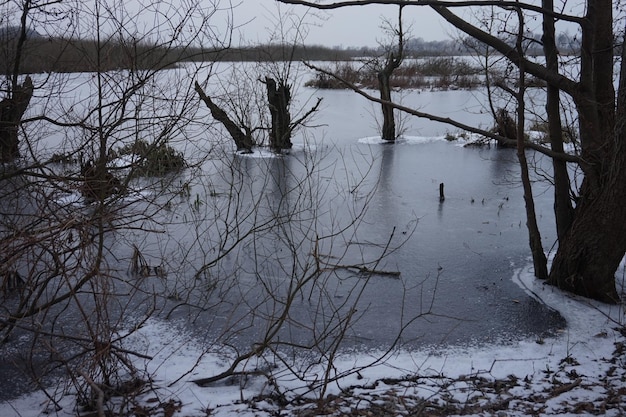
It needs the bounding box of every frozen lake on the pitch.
[157,77,566,350]
[0,63,567,401]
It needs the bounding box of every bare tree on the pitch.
[184,5,426,400]
[463,5,549,277]
[278,0,626,303]
[194,4,321,153]
[179,147,422,405]
[0,0,228,412]
[541,0,575,241]
[376,5,405,141]
[511,7,549,280]
[1,2,429,415]
[0,0,38,162]
[195,79,256,153]
[263,75,294,150]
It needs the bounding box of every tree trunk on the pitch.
[514,12,548,279]
[0,76,33,162]
[265,77,292,151]
[378,71,396,141]
[569,0,614,193]
[377,5,404,142]
[194,81,254,153]
[542,0,574,241]
[547,175,625,303]
[548,12,625,303]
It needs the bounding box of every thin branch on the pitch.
[276,0,585,24]
[290,97,322,131]
[430,6,580,98]
[327,264,401,277]
[78,370,105,417]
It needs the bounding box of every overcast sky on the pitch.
[231,0,453,47]
[21,0,588,47]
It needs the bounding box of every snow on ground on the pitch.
[2,261,625,416]
[358,131,579,153]
[358,133,491,147]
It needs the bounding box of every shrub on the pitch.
[305,57,482,90]
[114,138,186,177]
[304,62,374,89]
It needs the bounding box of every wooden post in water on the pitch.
[439,183,445,202]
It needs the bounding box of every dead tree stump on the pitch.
[264,77,292,151]
[0,76,33,161]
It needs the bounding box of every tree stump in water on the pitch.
[264,77,292,151]
[80,160,124,201]
[494,108,517,148]
[0,76,34,161]
[194,81,254,153]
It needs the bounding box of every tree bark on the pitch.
[548,12,625,303]
[378,72,396,141]
[377,5,404,142]
[0,75,33,162]
[573,0,615,188]
[542,0,574,241]
[547,170,625,303]
[195,81,254,153]
[264,77,292,151]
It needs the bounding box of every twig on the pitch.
[331,264,401,278]
[548,378,582,399]
[78,370,105,417]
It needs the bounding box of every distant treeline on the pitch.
[0,36,362,75]
[1,37,180,74]
[1,26,584,75]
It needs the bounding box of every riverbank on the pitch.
[3,262,624,416]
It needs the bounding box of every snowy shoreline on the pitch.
[3,261,624,417]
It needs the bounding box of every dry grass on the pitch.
[305,57,483,90]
